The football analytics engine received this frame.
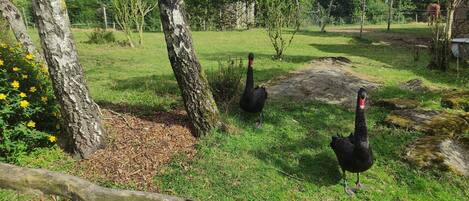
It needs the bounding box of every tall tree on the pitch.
[0,0,43,61]
[31,0,105,159]
[159,0,221,136]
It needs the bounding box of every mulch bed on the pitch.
[76,108,197,191]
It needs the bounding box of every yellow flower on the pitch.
[22,74,28,79]
[48,135,57,143]
[40,65,48,74]
[0,93,6,100]
[27,121,36,128]
[12,67,20,72]
[41,96,48,102]
[29,87,37,93]
[11,80,20,89]
[19,92,27,98]
[0,59,4,66]
[19,100,29,108]
[25,54,34,60]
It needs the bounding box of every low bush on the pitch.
[86,28,116,44]
[0,43,60,162]
[207,58,244,104]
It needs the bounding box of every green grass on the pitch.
[2,23,469,200]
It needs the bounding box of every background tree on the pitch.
[31,0,105,159]
[0,0,43,61]
[131,0,157,45]
[315,0,335,32]
[159,0,221,136]
[113,0,135,47]
[263,0,301,59]
[387,0,394,31]
[359,0,366,38]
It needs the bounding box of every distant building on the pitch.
[453,1,469,38]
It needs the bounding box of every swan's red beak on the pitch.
[359,98,365,110]
[248,59,254,67]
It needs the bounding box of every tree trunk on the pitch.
[446,7,455,39]
[159,0,220,136]
[387,0,393,31]
[0,162,189,201]
[158,0,221,137]
[0,0,44,61]
[360,0,366,38]
[31,0,105,159]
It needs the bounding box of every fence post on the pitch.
[103,5,108,30]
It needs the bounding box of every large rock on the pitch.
[385,109,469,137]
[375,98,420,110]
[268,58,380,109]
[405,135,469,176]
[441,91,469,111]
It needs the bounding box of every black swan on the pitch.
[240,53,268,128]
[330,88,374,195]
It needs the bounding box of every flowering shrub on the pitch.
[0,43,60,162]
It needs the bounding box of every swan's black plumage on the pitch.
[240,53,268,127]
[330,88,373,195]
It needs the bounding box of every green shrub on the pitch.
[0,43,60,162]
[86,28,116,44]
[207,58,244,104]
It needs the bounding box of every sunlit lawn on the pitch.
[1,23,468,200]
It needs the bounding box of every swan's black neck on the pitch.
[244,61,254,93]
[354,98,368,144]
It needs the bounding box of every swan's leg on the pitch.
[355,173,363,189]
[343,170,355,195]
[255,112,263,129]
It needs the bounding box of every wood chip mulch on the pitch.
[76,109,196,191]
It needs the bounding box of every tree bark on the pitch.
[31,0,105,159]
[0,162,189,201]
[159,0,220,137]
[0,0,44,61]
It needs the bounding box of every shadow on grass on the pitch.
[111,74,180,95]
[250,102,354,186]
[201,52,316,65]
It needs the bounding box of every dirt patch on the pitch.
[268,57,381,109]
[76,109,196,191]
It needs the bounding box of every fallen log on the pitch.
[0,162,190,201]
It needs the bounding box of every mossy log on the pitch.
[0,163,189,201]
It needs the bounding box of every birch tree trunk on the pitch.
[31,0,105,159]
[0,163,188,201]
[0,0,44,61]
[159,0,220,136]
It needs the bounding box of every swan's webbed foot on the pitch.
[355,182,364,189]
